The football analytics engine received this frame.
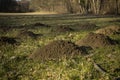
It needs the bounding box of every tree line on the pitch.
[30,0,120,15]
[0,0,120,15]
[0,0,30,12]
[64,0,120,15]
[0,0,17,12]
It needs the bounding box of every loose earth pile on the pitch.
[0,25,12,33]
[17,30,42,39]
[52,26,74,33]
[0,36,19,45]
[95,25,120,35]
[76,32,115,49]
[29,40,87,61]
[33,22,50,27]
[76,23,98,31]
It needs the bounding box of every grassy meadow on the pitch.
[0,14,120,80]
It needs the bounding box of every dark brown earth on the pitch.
[0,25,12,33]
[29,40,88,61]
[95,25,120,35]
[33,22,50,27]
[0,36,19,45]
[17,30,43,39]
[0,23,50,31]
[52,26,74,33]
[0,25,28,32]
[76,32,116,49]
[75,23,98,31]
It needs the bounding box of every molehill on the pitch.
[76,32,116,49]
[29,40,87,61]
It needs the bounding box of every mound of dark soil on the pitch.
[0,25,12,33]
[76,32,115,49]
[29,40,87,61]
[0,36,19,45]
[0,25,29,30]
[95,25,120,35]
[17,30,43,39]
[0,23,50,31]
[76,23,98,31]
[33,22,50,27]
[52,26,74,33]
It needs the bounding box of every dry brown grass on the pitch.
[0,12,58,16]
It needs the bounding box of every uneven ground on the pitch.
[0,14,120,80]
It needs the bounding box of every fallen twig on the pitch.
[93,62,108,74]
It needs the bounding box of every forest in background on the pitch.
[0,0,29,12]
[30,0,120,15]
[0,0,120,15]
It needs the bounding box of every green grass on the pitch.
[0,15,120,80]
